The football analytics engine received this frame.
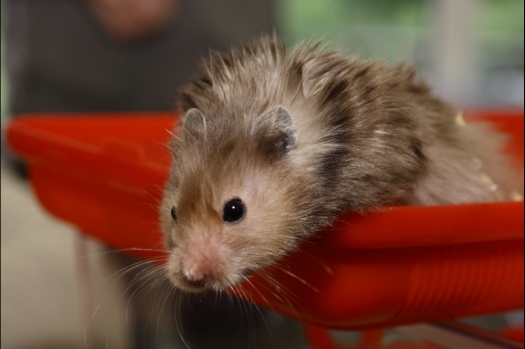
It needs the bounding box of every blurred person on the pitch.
[5,0,275,114]
[3,0,276,175]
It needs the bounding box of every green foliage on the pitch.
[277,0,523,64]
[479,0,524,33]
[276,0,426,62]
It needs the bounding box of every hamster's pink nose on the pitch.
[182,268,210,289]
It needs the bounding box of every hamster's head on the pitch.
[160,107,304,292]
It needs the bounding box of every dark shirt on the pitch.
[6,0,275,113]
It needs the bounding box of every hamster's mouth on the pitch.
[180,278,208,292]
[175,268,256,293]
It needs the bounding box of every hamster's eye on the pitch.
[222,199,246,223]
[170,206,177,221]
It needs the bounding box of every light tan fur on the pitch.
[160,35,522,292]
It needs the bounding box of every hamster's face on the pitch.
[161,163,299,292]
[160,107,300,292]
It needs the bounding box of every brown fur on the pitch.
[160,35,522,292]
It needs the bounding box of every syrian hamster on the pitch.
[160,35,522,292]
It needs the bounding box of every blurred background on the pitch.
[279,0,524,107]
[1,0,523,348]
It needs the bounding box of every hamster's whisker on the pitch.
[235,280,279,348]
[253,269,310,318]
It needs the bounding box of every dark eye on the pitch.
[170,206,177,221]
[222,199,246,223]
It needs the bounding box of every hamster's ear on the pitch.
[254,107,297,157]
[182,108,206,138]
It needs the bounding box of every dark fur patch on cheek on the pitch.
[317,148,349,189]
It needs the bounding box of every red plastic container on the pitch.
[6,109,524,330]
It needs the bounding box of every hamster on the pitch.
[160,35,522,293]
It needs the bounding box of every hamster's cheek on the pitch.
[163,225,179,250]
[166,249,184,285]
